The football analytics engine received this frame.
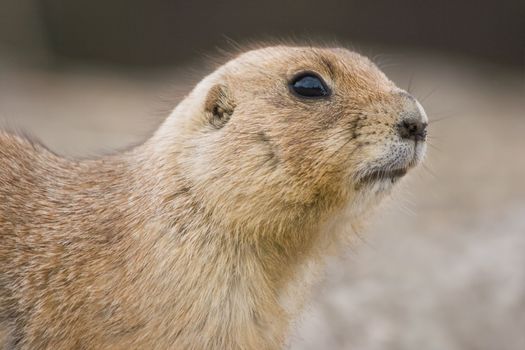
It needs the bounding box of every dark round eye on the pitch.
[289,73,330,98]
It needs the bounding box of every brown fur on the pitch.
[0,46,426,349]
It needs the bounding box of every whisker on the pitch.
[370,54,400,71]
[428,114,457,124]
[352,227,376,249]
[316,137,360,176]
[426,142,442,153]
[406,73,415,95]
[421,162,438,179]
[375,62,401,70]
[396,199,416,216]
[427,108,458,116]
[420,85,440,103]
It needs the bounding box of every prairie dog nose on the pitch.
[398,118,427,141]
[397,93,428,141]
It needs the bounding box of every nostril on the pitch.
[407,121,417,133]
[398,120,427,141]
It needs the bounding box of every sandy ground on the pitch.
[1,50,524,349]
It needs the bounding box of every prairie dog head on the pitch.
[157,46,427,230]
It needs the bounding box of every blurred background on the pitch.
[1,1,524,349]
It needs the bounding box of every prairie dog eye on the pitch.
[289,73,330,98]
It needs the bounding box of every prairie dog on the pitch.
[0,46,427,349]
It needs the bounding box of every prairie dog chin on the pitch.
[0,45,427,349]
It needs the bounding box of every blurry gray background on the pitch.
[1,1,524,349]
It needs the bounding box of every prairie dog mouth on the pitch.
[358,167,408,184]
[357,137,426,185]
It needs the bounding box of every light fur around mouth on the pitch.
[355,140,426,185]
[358,167,408,184]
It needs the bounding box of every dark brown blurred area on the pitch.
[1,0,524,67]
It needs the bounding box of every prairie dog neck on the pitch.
[40,139,333,347]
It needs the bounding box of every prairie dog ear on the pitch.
[204,84,235,129]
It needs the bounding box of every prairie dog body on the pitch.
[0,46,427,349]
